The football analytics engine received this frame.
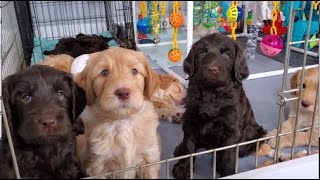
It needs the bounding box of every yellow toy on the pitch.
[227,1,240,40]
[161,1,167,27]
[168,1,184,62]
[153,1,160,44]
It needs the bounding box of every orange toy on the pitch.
[168,49,183,62]
[169,12,184,28]
[168,1,183,62]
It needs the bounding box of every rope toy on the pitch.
[226,1,242,40]
[152,1,160,44]
[161,1,167,27]
[260,1,284,57]
[168,1,184,62]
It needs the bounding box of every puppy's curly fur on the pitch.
[43,33,113,58]
[75,48,161,179]
[172,33,267,178]
[1,65,87,179]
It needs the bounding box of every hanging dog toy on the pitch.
[137,1,149,40]
[168,1,184,62]
[227,1,243,40]
[260,1,284,57]
[153,1,160,44]
[161,1,167,27]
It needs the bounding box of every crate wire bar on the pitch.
[2,1,320,179]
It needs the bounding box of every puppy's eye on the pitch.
[303,83,306,89]
[101,69,109,76]
[222,52,230,58]
[57,90,64,97]
[132,68,138,75]
[22,95,32,103]
[198,52,206,57]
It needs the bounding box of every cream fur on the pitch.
[75,48,161,179]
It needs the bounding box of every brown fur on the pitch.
[74,48,161,179]
[149,73,186,123]
[267,67,319,148]
[38,54,74,73]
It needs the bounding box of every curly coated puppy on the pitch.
[1,65,87,179]
[172,33,267,178]
[267,67,319,148]
[75,48,161,179]
[43,33,113,58]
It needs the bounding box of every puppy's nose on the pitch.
[207,66,219,74]
[301,101,310,108]
[115,88,131,100]
[41,119,57,127]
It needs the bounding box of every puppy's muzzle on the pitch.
[115,88,131,101]
[206,66,219,75]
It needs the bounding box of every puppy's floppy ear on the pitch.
[68,76,87,135]
[183,45,196,79]
[74,63,95,106]
[1,76,17,140]
[234,44,249,84]
[136,52,160,99]
[290,70,300,96]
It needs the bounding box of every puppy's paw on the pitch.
[157,107,184,123]
[172,162,190,179]
[266,129,277,137]
[268,137,288,149]
[171,112,183,123]
[267,138,277,148]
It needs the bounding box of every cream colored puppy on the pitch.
[267,67,319,148]
[75,48,161,179]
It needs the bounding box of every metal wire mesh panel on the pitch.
[14,1,135,66]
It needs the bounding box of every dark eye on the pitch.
[22,95,32,103]
[198,52,206,57]
[57,90,65,100]
[57,90,64,96]
[303,83,306,89]
[222,52,230,58]
[101,69,109,76]
[132,68,138,75]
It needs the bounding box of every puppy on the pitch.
[1,65,87,179]
[38,54,74,73]
[149,73,186,123]
[267,67,319,148]
[69,53,186,123]
[43,33,113,58]
[172,33,267,178]
[75,48,161,179]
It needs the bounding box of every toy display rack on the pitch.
[132,1,319,88]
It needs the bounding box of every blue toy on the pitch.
[219,1,230,19]
[282,1,319,49]
[291,20,319,48]
[137,17,150,34]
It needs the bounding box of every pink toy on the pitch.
[260,35,283,57]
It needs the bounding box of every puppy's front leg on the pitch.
[218,137,239,178]
[138,135,161,179]
[172,136,197,179]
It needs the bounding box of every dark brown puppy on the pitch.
[172,33,267,178]
[1,65,87,179]
[43,33,113,58]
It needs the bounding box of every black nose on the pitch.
[115,88,131,100]
[41,119,57,127]
[301,101,310,108]
[207,66,219,74]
